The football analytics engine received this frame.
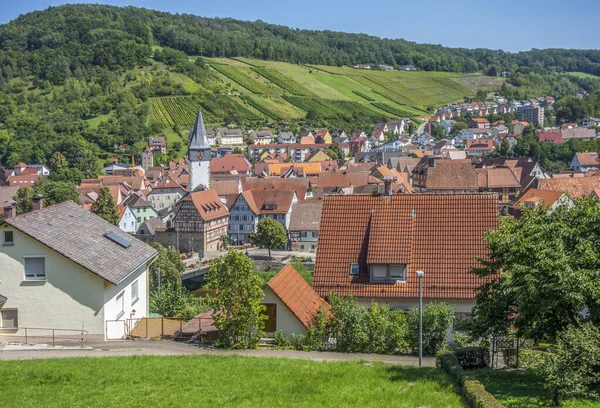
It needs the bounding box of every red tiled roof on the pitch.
[574,152,599,167]
[211,155,251,174]
[513,188,565,209]
[266,264,330,328]
[184,189,229,221]
[539,132,563,144]
[313,194,499,299]
[6,175,39,186]
[241,177,309,200]
[537,177,600,199]
[241,189,295,214]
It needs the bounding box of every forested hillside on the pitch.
[0,3,600,174]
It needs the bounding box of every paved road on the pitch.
[0,340,435,367]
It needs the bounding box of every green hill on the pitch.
[0,3,595,171]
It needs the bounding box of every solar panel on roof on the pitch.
[104,231,131,248]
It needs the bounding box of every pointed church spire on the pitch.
[188,108,210,149]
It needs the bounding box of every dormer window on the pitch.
[370,264,407,283]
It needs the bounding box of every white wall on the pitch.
[103,263,149,340]
[263,288,306,337]
[0,227,106,337]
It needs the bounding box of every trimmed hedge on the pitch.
[437,351,504,408]
[454,346,490,370]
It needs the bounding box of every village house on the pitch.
[466,139,496,156]
[312,194,499,324]
[288,201,323,252]
[263,264,330,336]
[249,130,274,145]
[216,128,244,146]
[313,130,332,144]
[0,201,157,340]
[468,117,491,129]
[118,195,159,234]
[228,189,297,245]
[171,189,229,252]
[210,154,253,180]
[561,127,597,142]
[510,188,573,217]
[148,136,167,154]
[412,158,479,192]
[570,152,599,172]
[147,175,186,216]
[277,131,295,144]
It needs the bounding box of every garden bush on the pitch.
[536,323,600,405]
[454,347,490,370]
[436,351,504,408]
[408,303,455,355]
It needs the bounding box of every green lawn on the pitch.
[255,265,314,285]
[567,72,600,79]
[0,355,465,407]
[469,369,600,408]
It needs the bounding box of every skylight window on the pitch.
[104,231,131,248]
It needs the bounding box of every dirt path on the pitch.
[0,340,435,367]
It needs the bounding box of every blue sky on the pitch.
[1,0,599,52]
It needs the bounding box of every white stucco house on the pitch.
[263,264,330,337]
[0,201,157,341]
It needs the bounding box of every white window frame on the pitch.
[3,230,14,245]
[0,309,18,329]
[131,280,139,305]
[350,263,360,276]
[23,255,46,281]
[116,292,125,320]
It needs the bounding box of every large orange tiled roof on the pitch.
[313,194,499,300]
[266,264,330,328]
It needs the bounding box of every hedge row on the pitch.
[436,351,504,408]
[503,348,544,369]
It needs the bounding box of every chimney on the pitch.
[3,205,16,219]
[32,194,43,211]
[383,176,393,197]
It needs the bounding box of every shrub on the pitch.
[536,323,600,405]
[519,349,544,369]
[408,302,455,355]
[453,331,474,347]
[436,351,503,408]
[454,347,490,370]
[303,307,330,351]
[273,330,294,349]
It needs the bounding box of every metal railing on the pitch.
[0,327,89,347]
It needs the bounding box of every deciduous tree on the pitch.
[91,187,120,225]
[207,250,266,349]
[250,218,288,258]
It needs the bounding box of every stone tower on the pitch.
[141,147,153,170]
[188,109,211,192]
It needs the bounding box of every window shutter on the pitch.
[24,257,45,279]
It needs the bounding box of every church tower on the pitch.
[141,147,154,170]
[188,109,211,192]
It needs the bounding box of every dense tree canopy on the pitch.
[470,198,600,342]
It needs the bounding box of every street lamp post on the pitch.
[416,270,424,367]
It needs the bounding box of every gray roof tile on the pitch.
[5,201,157,284]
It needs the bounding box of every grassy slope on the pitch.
[469,369,600,408]
[142,57,497,137]
[0,355,465,408]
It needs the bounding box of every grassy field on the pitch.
[0,355,465,408]
[469,369,600,408]
[567,72,600,79]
